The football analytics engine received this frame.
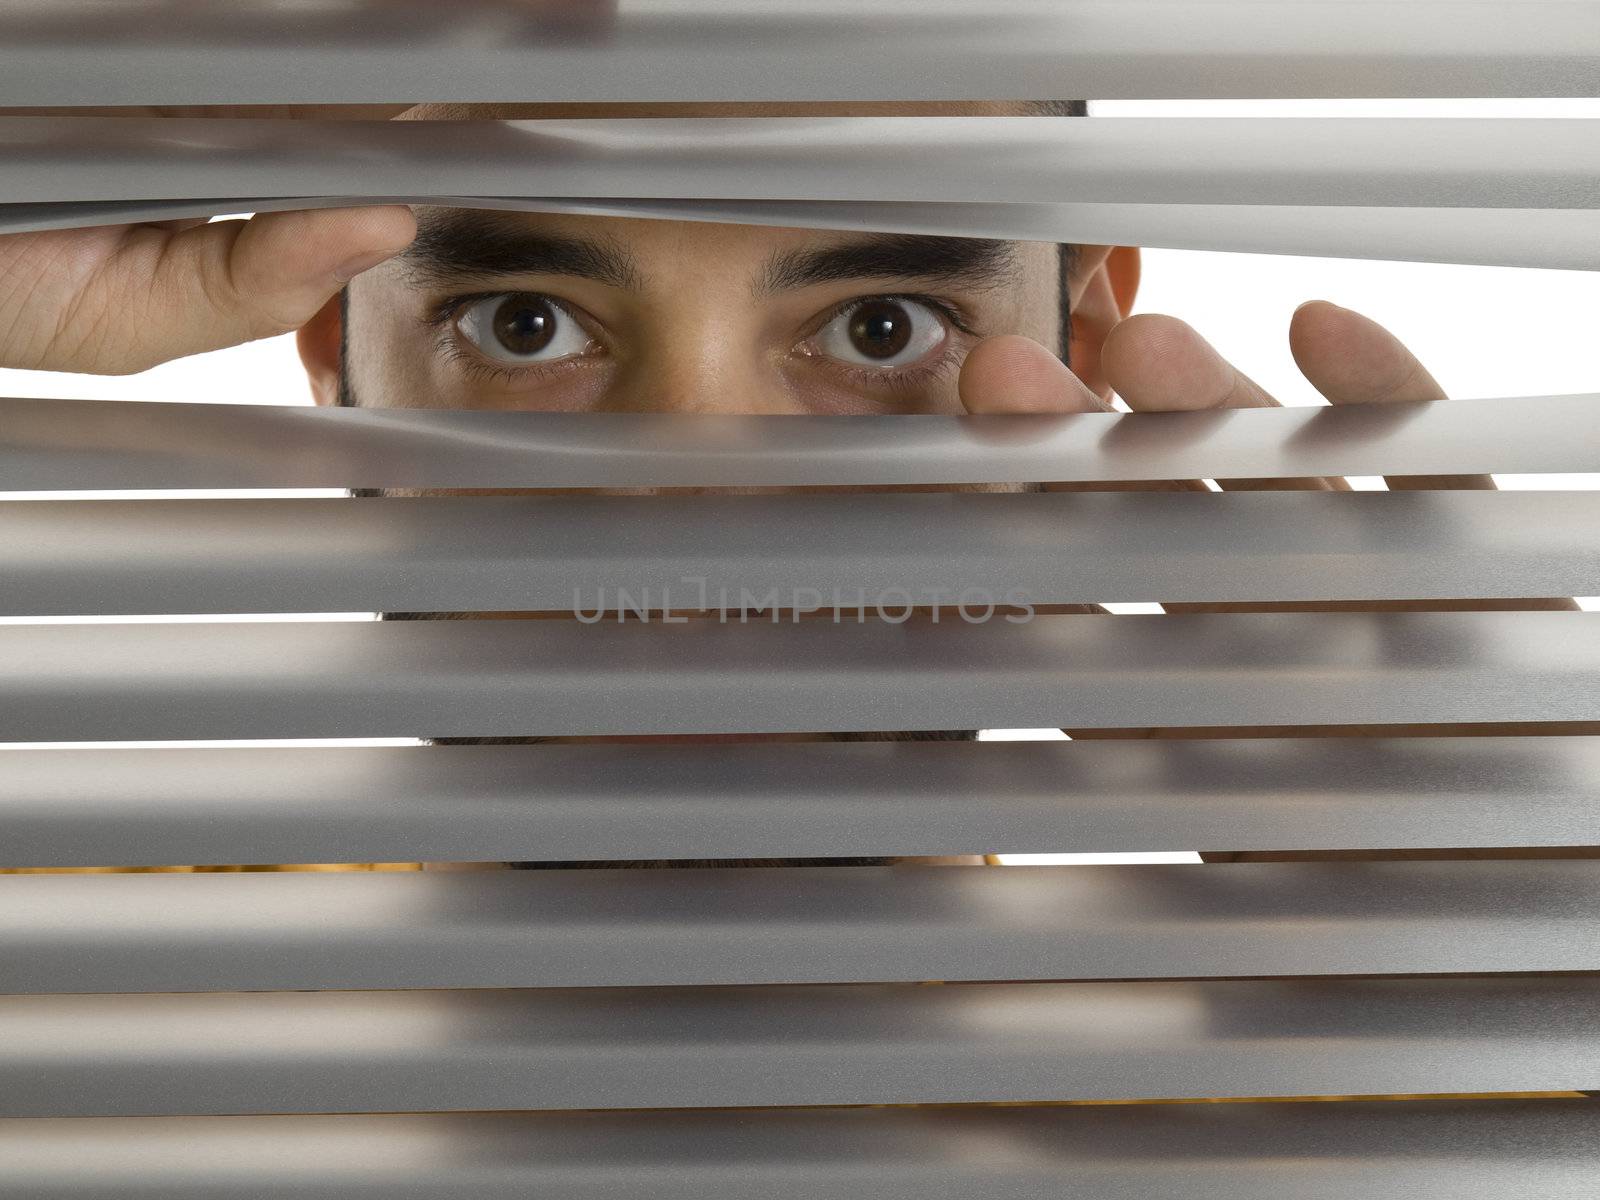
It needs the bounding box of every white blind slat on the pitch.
[2,396,1595,491]
[1,611,1597,742]
[1,0,1595,105]
[5,737,1597,869]
[5,862,1599,995]
[5,118,1595,210]
[5,1101,1596,1199]
[4,490,1597,616]
[9,196,1599,271]
[4,978,1596,1116]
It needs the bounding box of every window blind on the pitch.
[6,1102,1595,1199]
[3,404,1598,1189]
[3,12,1600,1198]
[7,490,1599,615]
[0,0,1595,104]
[6,737,1599,869]
[6,860,1600,993]
[9,116,1597,207]
[4,608,1600,740]
[8,195,1598,269]
[4,977,1598,1116]
[4,116,1599,268]
[3,393,1596,488]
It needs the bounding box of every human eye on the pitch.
[447,292,600,367]
[806,296,953,370]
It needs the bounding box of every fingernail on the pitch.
[333,248,399,284]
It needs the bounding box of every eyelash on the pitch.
[423,292,600,386]
[808,292,977,398]
[827,292,980,339]
[422,289,980,392]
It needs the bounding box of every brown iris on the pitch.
[847,300,914,360]
[491,295,558,356]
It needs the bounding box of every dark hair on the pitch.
[1029,100,1089,117]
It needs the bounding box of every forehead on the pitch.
[408,205,850,261]
[389,101,1056,290]
[384,102,1059,300]
[386,206,1060,307]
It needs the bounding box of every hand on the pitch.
[0,205,416,376]
[0,103,417,375]
[959,296,1574,597]
[960,296,1491,492]
[958,292,1580,751]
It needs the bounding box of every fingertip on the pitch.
[1101,312,1198,379]
[1288,300,1349,371]
[1101,313,1224,410]
[1292,298,1340,319]
[340,203,420,255]
[1289,297,1361,347]
[322,205,419,282]
[246,205,417,286]
[958,334,1107,413]
[1289,299,1401,356]
[1288,299,1446,406]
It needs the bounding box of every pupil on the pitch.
[849,301,913,360]
[492,295,557,355]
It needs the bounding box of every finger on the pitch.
[136,217,214,235]
[1103,313,1279,412]
[1102,313,1343,492]
[958,334,1111,414]
[77,205,416,373]
[1100,313,1338,626]
[955,335,1202,497]
[955,337,1118,616]
[1289,300,1447,405]
[1289,299,1492,491]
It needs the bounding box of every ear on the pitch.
[1065,245,1141,402]
[296,291,345,407]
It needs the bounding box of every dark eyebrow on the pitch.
[760,234,1020,294]
[399,209,643,292]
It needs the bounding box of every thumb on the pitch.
[958,335,1109,414]
[103,205,416,372]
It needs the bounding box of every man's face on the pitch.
[345,211,1063,417]
[327,102,1073,419]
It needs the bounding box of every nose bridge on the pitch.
[600,274,806,416]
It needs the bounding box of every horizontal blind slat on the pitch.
[2,395,1595,491]
[6,118,1597,210]
[8,197,1600,269]
[5,1101,1597,1199]
[1,611,1595,741]
[3,977,1597,1117]
[492,197,1600,272]
[1,0,1595,104]
[4,861,1599,994]
[6,491,1598,616]
[7,736,1599,868]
